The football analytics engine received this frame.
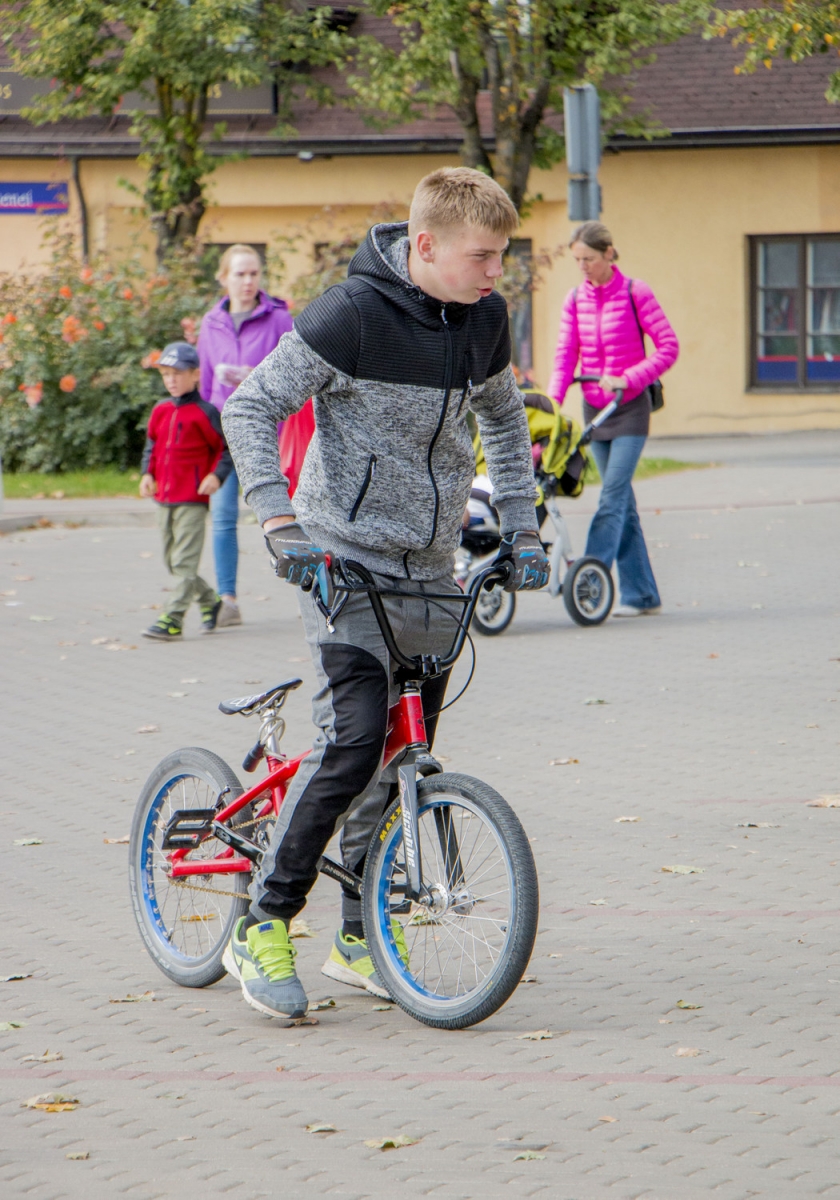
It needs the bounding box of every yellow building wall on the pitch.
[2,144,840,435]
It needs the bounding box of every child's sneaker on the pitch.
[142,613,183,640]
[200,597,222,633]
[321,924,409,999]
[240,920,309,1019]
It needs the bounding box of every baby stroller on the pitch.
[455,379,619,634]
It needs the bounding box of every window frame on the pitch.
[749,233,840,393]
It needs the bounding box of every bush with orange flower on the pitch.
[0,228,220,472]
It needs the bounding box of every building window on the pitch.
[752,234,840,389]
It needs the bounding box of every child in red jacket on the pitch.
[139,342,233,640]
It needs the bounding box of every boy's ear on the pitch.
[414,230,436,263]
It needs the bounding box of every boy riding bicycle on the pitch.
[221,167,549,1020]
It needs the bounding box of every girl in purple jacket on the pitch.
[549,222,679,617]
[197,245,294,626]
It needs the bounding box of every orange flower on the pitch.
[59,374,77,393]
[141,349,162,369]
[2,312,16,325]
[61,314,88,344]
[80,266,94,283]
[93,319,105,331]
[122,287,134,300]
[59,285,73,299]
[24,382,43,407]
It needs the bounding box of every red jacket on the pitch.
[142,390,233,506]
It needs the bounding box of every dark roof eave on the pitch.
[609,125,840,151]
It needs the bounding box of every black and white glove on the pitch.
[265,523,330,604]
[495,530,550,593]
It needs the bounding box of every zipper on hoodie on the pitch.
[456,352,472,417]
[421,305,454,551]
[348,453,377,522]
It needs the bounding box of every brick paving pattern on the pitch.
[3,438,840,1198]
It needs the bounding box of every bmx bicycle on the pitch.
[129,559,539,1029]
[455,375,621,631]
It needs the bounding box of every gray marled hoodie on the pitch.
[222,222,536,580]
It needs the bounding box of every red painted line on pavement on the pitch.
[3,1067,840,1089]
[542,907,840,919]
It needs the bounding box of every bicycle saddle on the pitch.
[218,678,303,716]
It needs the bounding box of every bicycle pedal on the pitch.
[161,808,216,849]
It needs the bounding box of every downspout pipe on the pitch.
[70,155,89,262]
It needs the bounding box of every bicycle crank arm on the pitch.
[210,821,262,864]
[317,855,362,897]
[398,765,428,903]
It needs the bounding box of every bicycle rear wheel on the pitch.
[363,773,538,1029]
[129,748,250,988]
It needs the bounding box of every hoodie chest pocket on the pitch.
[348,454,377,522]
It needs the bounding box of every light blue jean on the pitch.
[585,437,661,610]
[210,468,240,599]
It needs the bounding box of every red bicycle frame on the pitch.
[168,688,427,880]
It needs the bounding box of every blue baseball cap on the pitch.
[157,341,200,370]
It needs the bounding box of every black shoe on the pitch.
[200,597,222,633]
[142,614,183,641]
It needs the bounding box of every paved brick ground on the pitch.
[3,441,840,1199]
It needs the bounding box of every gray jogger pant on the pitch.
[250,572,462,925]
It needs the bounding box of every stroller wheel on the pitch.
[563,557,614,626]
[472,583,516,636]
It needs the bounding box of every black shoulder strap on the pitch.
[627,278,646,354]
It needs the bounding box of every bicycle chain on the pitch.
[164,811,265,902]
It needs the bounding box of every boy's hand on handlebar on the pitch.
[495,531,550,593]
[264,522,331,604]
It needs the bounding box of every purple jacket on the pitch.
[549,267,678,409]
[198,291,293,412]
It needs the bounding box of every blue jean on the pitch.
[585,437,661,609]
[210,468,239,598]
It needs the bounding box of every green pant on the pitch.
[158,503,217,620]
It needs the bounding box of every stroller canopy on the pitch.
[474,386,589,499]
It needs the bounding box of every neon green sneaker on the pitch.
[221,915,249,982]
[239,920,308,1019]
[320,923,409,999]
[141,613,182,641]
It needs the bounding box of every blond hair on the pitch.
[409,168,519,240]
[570,221,618,260]
[216,243,262,284]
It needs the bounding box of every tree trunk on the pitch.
[150,183,206,263]
[450,52,493,174]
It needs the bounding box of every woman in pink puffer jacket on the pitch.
[549,222,678,616]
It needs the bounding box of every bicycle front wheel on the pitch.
[363,773,539,1029]
[129,748,250,988]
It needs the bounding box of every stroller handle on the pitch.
[572,375,623,445]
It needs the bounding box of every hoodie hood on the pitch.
[203,289,289,330]
[347,222,471,329]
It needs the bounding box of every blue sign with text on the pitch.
[0,182,69,214]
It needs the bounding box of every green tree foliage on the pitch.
[0,230,220,472]
[346,0,702,210]
[2,0,343,258]
[708,3,840,102]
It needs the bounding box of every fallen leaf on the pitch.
[751,603,764,610]
[23,1092,79,1111]
[738,561,760,568]
[306,1123,337,1134]
[707,653,719,659]
[0,973,32,982]
[243,678,263,684]
[690,533,710,540]
[168,691,187,698]
[289,918,316,938]
[90,636,112,645]
[549,757,579,766]
[103,835,130,845]
[364,1135,420,1151]
[520,974,538,983]
[808,795,840,808]
[311,998,336,1011]
[547,953,563,959]
[517,1030,552,1041]
[675,1047,701,1057]
[735,822,780,829]
[288,1016,319,1026]
[372,1004,394,1011]
[14,574,34,581]
[590,898,607,906]
[275,1065,284,1071]
[181,678,199,684]
[659,1019,672,1024]
[136,724,159,734]
[806,723,819,729]
[599,1115,617,1123]
[109,991,159,1003]
[29,615,54,622]
[175,1135,195,1141]
[254,595,270,602]
[21,1050,62,1063]
[676,1000,703,1010]
[179,913,216,922]
[583,698,607,705]
[661,865,704,875]
[514,1150,546,1160]
[0,1021,25,1030]
[615,816,640,823]
[66,1151,89,1160]
[13,838,43,846]
[57,640,77,646]
[139,551,153,559]
[106,643,136,652]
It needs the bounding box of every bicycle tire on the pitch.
[363,773,539,1029]
[562,556,614,626]
[129,747,250,988]
[471,585,516,636]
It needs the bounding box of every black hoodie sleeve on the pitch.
[294,285,361,377]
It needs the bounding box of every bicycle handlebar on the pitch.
[573,375,623,445]
[319,557,511,677]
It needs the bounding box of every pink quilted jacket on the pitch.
[548,267,679,410]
